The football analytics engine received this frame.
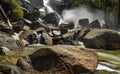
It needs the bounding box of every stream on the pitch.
[0,46,120,74]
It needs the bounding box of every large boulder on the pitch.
[42,13,59,26]
[59,21,74,30]
[0,32,19,50]
[83,29,120,49]
[17,45,98,74]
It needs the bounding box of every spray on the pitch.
[62,6,105,28]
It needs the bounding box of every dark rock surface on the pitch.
[42,13,59,26]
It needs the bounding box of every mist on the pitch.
[62,6,105,28]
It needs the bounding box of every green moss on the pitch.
[0,0,24,20]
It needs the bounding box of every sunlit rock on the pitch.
[17,45,98,74]
[83,29,120,49]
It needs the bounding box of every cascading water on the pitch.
[33,31,42,45]
[43,0,64,25]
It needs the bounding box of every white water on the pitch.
[12,33,20,40]
[24,0,31,4]
[33,31,42,44]
[97,64,120,73]
[62,6,105,28]
[43,0,54,13]
[43,0,64,25]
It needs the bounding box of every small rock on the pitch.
[0,47,12,55]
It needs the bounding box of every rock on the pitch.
[0,64,22,74]
[59,21,74,29]
[12,20,25,33]
[0,47,12,55]
[49,0,65,14]
[42,13,59,26]
[17,56,33,70]
[29,19,48,30]
[60,28,68,35]
[53,34,74,45]
[71,29,91,41]
[78,18,89,27]
[83,29,120,49]
[0,21,13,35]
[17,45,98,73]
[0,32,19,50]
[17,0,43,12]
[41,32,53,45]
[24,11,41,22]
[85,20,101,29]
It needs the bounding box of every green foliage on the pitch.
[63,0,119,15]
[0,0,23,20]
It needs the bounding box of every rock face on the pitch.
[42,13,59,26]
[83,29,120,49]
[0,32,19,50]
[17,45,98,74]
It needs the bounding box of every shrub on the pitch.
[0,0,24,20]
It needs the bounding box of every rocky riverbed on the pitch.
[0,0,120,74]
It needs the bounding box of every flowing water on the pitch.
[5,0,120,73]
[43,0,64,25]
[0,46,120,74]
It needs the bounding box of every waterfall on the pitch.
[37,33,42,44]
[33,31,42,44]
[43,0,64,25]
[43,0,54,13]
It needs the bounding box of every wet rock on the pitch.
[78,18,89,27]
[49,0,65,14]
[17,45,98,74]
[86,20,101,29]
[83,29,120,49]
[0,64,22,74]
[0,32,19,50]
[0,21,13,35]
[0,47,12,55]
[42,13,59,26]
[59,21,74,29]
